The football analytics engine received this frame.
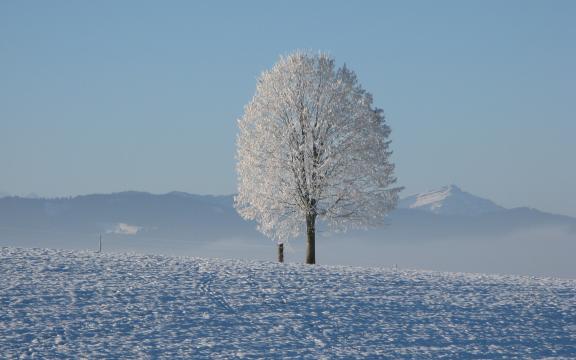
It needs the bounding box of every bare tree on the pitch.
[235,52,401,264]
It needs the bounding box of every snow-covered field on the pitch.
[1,247,575,359]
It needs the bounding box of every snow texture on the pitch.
[398,185,505,216]
[1,247,575,359]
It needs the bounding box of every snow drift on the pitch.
[1,247,575,358]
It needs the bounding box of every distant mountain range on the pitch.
[398,185,505,216]
[1,186,575,277]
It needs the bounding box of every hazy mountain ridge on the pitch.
[0,191,248,241]
[398,184,506,216]
[1,187,574,241]
[1,186,575,277]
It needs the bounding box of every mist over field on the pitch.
[2,186,574,278]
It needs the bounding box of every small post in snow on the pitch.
[97,233,102,253]
[278,243,284,263]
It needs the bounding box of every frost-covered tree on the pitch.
[235,52,401,264]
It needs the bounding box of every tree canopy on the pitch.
[235,52,401,263]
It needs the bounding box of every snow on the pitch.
[399,185,505,216]
[1,247,575,358]
[410,187,453,209]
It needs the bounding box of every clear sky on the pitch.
[1,1,575,216]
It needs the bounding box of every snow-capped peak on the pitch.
[398,185,505,216]
[410,185,461,210]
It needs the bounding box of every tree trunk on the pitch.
[305,213,316,264]
[278,243,284,263]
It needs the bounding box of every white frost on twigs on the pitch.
[235,51,402,243]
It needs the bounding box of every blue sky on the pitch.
[1,1,575,216]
